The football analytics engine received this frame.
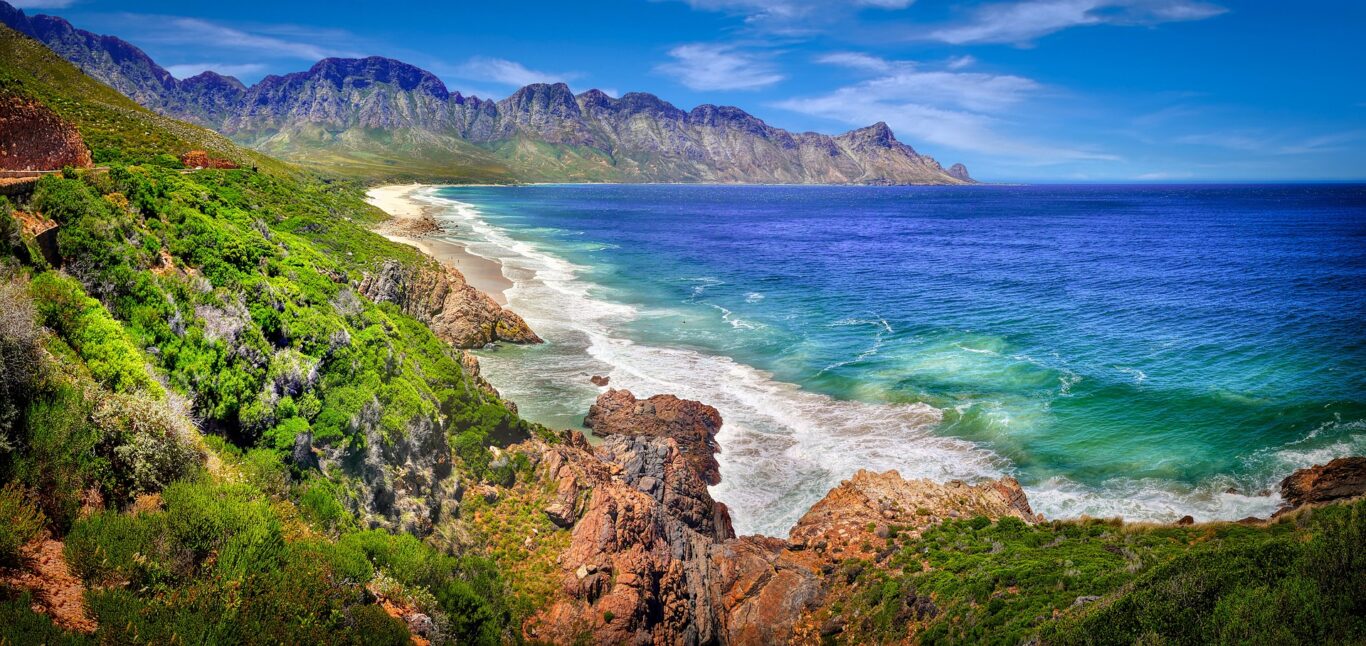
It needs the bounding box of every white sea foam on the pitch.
[415,188,1358,535]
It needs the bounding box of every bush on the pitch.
[0,277,40,447]
[0,483,46,566]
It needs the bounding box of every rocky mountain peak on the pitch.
[839,121,897,148]
[180,70,247,92]
[304,56,449,98]
[948,162,972,182]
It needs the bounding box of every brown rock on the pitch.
[358,259,540,348]
[1279,457,1366,511]
[178,150,238,169]
[591,375,610,386]
[1177,515,1195,526]
[788,470,1037,558]
[0,93,91,171]
[584,389,723,486]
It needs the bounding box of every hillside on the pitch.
[0,2,970,185]
[0,12,1363,646]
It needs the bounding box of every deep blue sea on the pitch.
[421,184,1366,536]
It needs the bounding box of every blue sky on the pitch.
[13,0,1365,181]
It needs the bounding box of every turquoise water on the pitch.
[418,184,1366,536]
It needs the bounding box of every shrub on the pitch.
[92,391,205,503]
[0,277,40,447]
[0,483,46,566]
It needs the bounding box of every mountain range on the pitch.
[0,2,972,184]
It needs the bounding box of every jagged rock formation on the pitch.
[357,259,539,348]
[1279,456,1366,511]
[585,389,724,486]
[521,390,1036,645]
[0,3,974,185]
[947,162,972,182]
[0,92,91,170]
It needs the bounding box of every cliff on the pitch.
[0,92,91,171]
[0,4,974,185]
[357,258,539,348]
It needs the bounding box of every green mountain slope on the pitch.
[1,22,542,643]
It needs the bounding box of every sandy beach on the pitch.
[365,184,514,305]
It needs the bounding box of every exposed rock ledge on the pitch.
[358,258,540,348]
[1278,456,1366,513]
[522,390,1035,645]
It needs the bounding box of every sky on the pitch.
[12,0,1366,181]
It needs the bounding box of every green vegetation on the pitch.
[822,503,1365,645]
[0,24,540,643]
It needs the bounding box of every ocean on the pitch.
[416,183,1366,537]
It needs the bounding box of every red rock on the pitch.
[585,389,723,486]
[0,93,91,171]
[178,150,238,169]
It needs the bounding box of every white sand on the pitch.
[365,185,514,304]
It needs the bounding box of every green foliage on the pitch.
[0,277,40,447]
[821,502,1366,645]
[0,483,45,567]
[28,272,161,396]
[0,591,90,646]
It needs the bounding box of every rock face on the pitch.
[525,392,1037,645]
[789,470,1037,561]
[357,259,539,348]
[585,389,723,486]
[947,163,972,182]
[1279,457,1366,511]
[0,4,975,185]
[179,150,238,169]
[0,92,91,171]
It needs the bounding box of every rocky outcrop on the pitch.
[1279,456,1366,511]
[0,4,975,185]
[947,163,972,182]
[179,150,238,169]
[789,469,1037,561]
[585,389,723,486]
[357,259,539,348]
[0,92,91,171]
[524,392,1038,645]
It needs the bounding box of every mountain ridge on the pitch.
[0,2,972,185]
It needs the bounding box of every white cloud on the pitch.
[1276,131,1365,155]
[165,62,266,80]
[451,56,580,87]
[9,0,77,8]
[946,55,976,70]
[655,43,785,91]
[926,0,1226,45]
[117,16,362,61]
[815,52,892,72]
[776,55,1116,163]
[675,0,913,34]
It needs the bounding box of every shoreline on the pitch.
[365,184,514,305]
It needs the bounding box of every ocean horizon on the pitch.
[416,183,1365,536]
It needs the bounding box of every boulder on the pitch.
[1279,456,1366,511]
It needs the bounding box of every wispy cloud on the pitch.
[926,0,1226,45]
[165,62,266,80]
[9,0,77,8]
[672,0,913,34]
[655,43,785,91]
[449,57,581,87]
[1175,129,1365,155]
[111,15,363,61]
[776,54,1115,162]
